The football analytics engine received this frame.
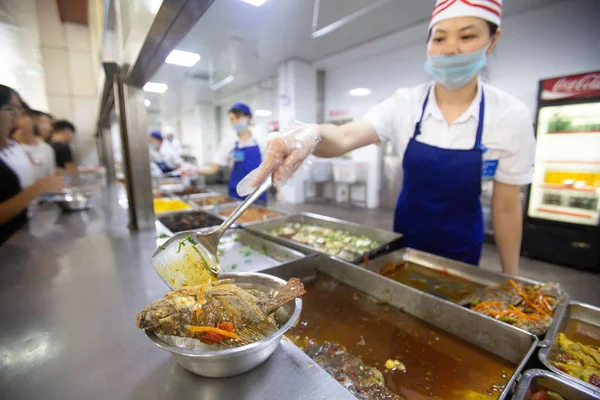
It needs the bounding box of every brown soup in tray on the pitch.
[286,272,514,400]
[378,260,484,303]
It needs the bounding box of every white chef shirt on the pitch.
[365,82,536,185]
[0,141,36,189]
[21,140,56,180]
[212,136,267,167]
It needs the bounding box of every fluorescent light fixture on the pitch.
[349,88,372,97]
[143,82,168,93]
[165,50,201,67]
[241,0,267,6]
[254,109,272,117]
[210,75,235,91]
[144,99,151,107]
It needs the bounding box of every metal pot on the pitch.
[53,190,94,212]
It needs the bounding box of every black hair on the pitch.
[427,21,498,41]
[229,107,252,119]
[0,84,16,108]
[52,120,76,133]
[30,109,54,120]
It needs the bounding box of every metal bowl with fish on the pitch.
[136,272,304,378]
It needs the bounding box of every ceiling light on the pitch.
[165,50,201,67]
[240,0,267,6]
[349,88,372,97]
[144,99,151,107]
[143,82,168,93]
[254,109,272,117]
[211,75,235,91]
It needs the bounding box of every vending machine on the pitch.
[522,70,600,271]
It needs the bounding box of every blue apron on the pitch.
[394,88,486,266]
[228,140,267,205]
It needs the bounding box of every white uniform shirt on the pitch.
[0,141,36,188]
[365,82,536,186]
[21,140,56,180]
[212,136,267,167]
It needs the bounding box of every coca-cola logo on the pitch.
[551,74,600,93]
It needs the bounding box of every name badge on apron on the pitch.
[233,149,245,162]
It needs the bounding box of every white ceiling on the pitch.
[147,0,565,117]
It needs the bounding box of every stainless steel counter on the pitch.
[0,184,353,400]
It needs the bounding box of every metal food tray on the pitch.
[186,192,239,211]
[539,301,600,395]
[209,204,288,227]
[155,209,226,234]
[155,222,305,274]
[512,369,600,400]
[363,248,570,339]
[261,254,539,400]
[246,212,402,264]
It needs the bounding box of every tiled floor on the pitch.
[274,201,600,306]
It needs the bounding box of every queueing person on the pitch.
[0,85,65,246]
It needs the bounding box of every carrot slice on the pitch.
[508,279,551,317]
[195,282,207,320]
[188,325,241,340]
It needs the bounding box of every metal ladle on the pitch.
[151,177,272,289]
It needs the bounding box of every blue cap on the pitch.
[229,102,251,116]
[150,131,163,141]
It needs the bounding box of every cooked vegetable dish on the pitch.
[552,333,600,388]
[459,280,562,336]
[218,207,283,223]
[136,278,305,347]
[268,223,380,261]
[286,273,514,400]
[159,210,223,232]
[154,198,193,214]
[191,195,235,206]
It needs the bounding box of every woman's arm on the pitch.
[491,180,523,276]
[0,176,66,225]
[251,120,379,186]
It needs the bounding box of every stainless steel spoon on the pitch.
[151,177,272,289]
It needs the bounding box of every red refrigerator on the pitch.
[522,70,600,271]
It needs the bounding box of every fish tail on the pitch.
[234,320,278,346]
[263,278,306,315]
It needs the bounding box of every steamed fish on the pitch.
[136,278,305,346]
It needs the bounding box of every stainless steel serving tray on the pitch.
[208,204,288,227]
[512,369,600,400]
[261,254,539,400]
[186,192,239,211]
[155,223,305,274]
[363,248,570,339]
[246,212,402,264]
[539,301,600,395]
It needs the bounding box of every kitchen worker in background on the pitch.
[241,0,535,276]
[148,131,186,175]
[193,103,267,204]
[162,132,183,158]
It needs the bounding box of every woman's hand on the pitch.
[34,175,67,195]
[249,124,321,187]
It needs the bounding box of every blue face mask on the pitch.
[233,120,248,134]
[425,45,489,91]
[149,144,159,152]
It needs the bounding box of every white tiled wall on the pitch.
[36,0,100,165]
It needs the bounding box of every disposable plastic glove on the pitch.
[236,122,320,196]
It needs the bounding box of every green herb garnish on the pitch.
[240,246,252,257]
[158,245,166,250]
[260,245,268,255]
[231,264,238,270]
[177,236,193,253]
